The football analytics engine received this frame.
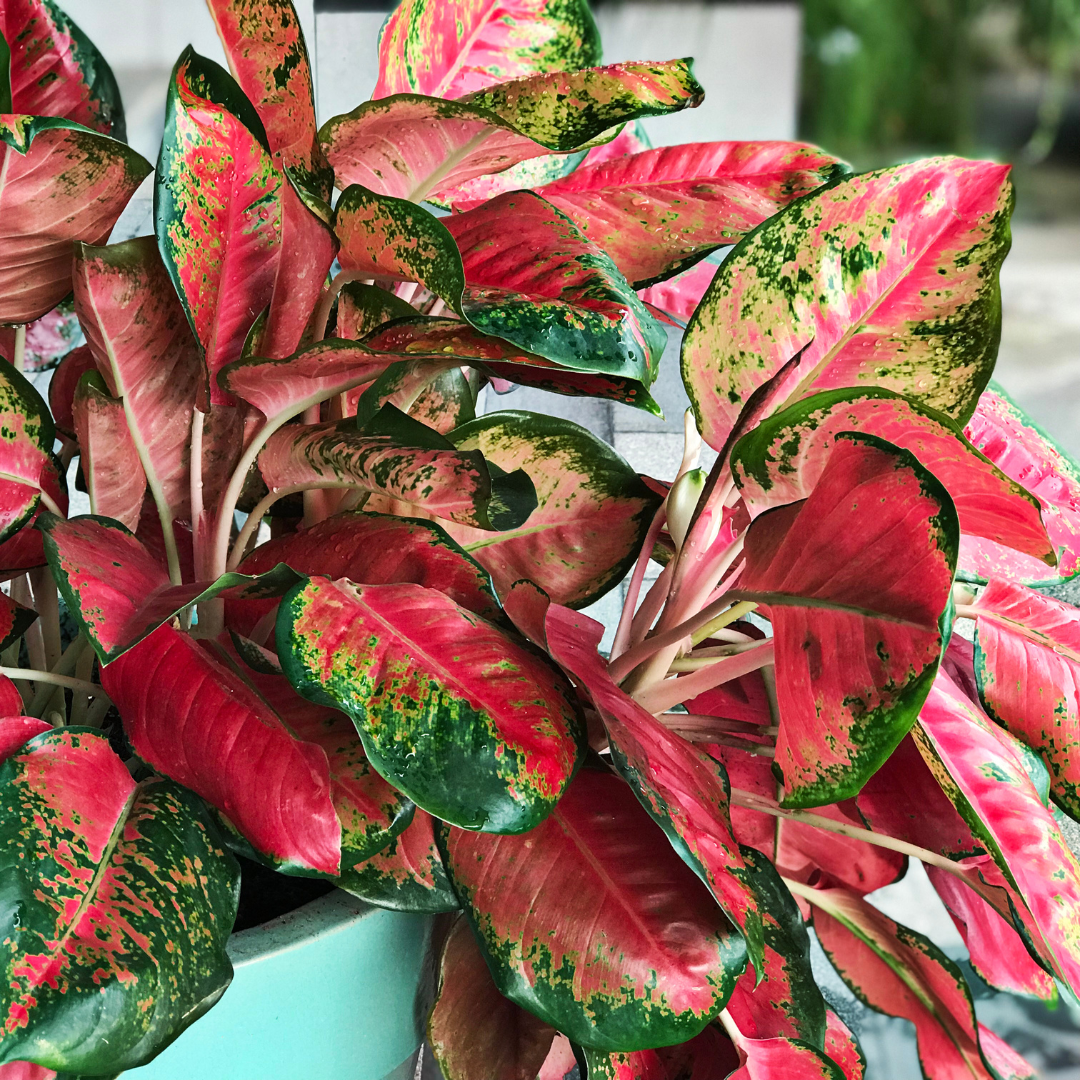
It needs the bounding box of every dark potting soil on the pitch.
[232,855,337,933]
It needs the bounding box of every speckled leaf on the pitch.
[809,886,999,1080]
[0,728,239,1075]
[258,412,536,530]
[204,0,331,196]
[227,510,499,637]
[0,361,58,544]
[335,282,420,340]
[823,1012,865,1080]
[71,372,145,529]
[72,238,201,526]
[0,116,150,324]
[441,147,588,209]
[398,366,476,434]
[429,916,556,1080]
[538,602,765,976]
[731,388,1051,564]
[0,457,66,574]
[438,765,749,1051]
[969,579,1080,820]
[0,595,34,655]
[38,513,301,663]
[445,192,666,384]
[912,673,1080,997]
[735,434,957,807]
[442,411,660,607]
[374,0,600,99]
[1,0,124,135]
[960,383,1080,585]
[341,809,458,912]
[277,575,585,833]
[155,48,283,407]
[334,185,465,312]
[534,142,847,288]
[682,158,1014,450]
[321,60,703,204]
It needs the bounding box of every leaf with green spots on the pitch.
[155,47,284,407]
[336,282,422,341]
[823,1012,865,1080]
[334,185,466,313]
[321,60,703,205]
[277,575,586,833]
[731,388,1052,566]
[806,884,1011,1080]
[442,411,661,607]
[445,192,666,384]
[204,0,332,197]
[353,359,475,434]
[437,764,748,1051]
[0,362,59,544]
[0,456,66,575]
[1,0,125,136]
[226,509,501,637]
[533,141,849,288]
[0,728,239,1075]
[0,594,35,654]
[71,371,145,529]
[961,383,1080,585]
[0,115,150,324]
[682,157,1014,450]
[536,601,765,976]
[733,433,958,808]
[374,0,601,99]
[428,916,556,1080]
[341,809,459,913]
[258,408,536,531]
[38,513,302,663]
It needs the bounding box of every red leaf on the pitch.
[47,344,95,440]
[0,591,36,652]
[0,1063,55,1080]
[724,1029,845,1080]
[638,255,721,324]
[823,1011,865,1080]
[0,676,25,718]
[0,717,50,764]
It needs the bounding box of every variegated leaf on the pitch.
[0,361,59,543]
[335,281,420,341]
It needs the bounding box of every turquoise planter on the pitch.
[123,892,434,1080]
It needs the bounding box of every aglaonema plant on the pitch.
[0,1,1076,1078]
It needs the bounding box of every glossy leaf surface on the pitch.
[536,142,847,287]
[683,158,1014,450]
[429,916,555,1080]
[724,1031,844,1080]
[0,718,50,763]
[0,728,238,1075]
[279,576,585,833]
[439,765,748,1051]
[47,344,95,440]
[731,388,1051,563]
[321,60,703,203]
[961,384,1080,584]
[638,252,721,325]
[0,362,58,543]
[445,412,661,607]
[374,0,601,99]
[335,281,420,341]
[736,434,957,807]
[0,594,35,654]
[0,116,150,324]
[156,48,282,406]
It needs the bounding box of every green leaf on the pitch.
[336,281,422,340]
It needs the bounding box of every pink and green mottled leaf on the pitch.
[682,158,1014,450]
[536,600,765,975]
[445,192,666,384]
[442,411,661,607]
[438,764,749,1051]
[0,457,66,574]
[440,147,589,210]
[969,578,1080,820]
[0,720,50,766]
[334,185,465,312]
[204,0,331,196]
[533,142,847,288]
[229,510,498,634]
[0,0,124,135]
[0,116,150,324]
[374,0,601,99]
[734,433,957,807]
[277,575,585,834]
[0,728,238,1075]
[808,886,1000,1080]
[731,388,1052,564]
[925,864,1057,1002]
[0,593,35,654]
[258,409,536,531]
[0,361,58,543]
[335,281,420,341]
[71,371,145,529]
[155,48,283,407]
[912,673,1080,998]
[823,1012,865,1080]
[355,361,476,434]
[321,60,703,204]
[960,383,1080,585]
[723,1029,845,1080]
[72,238,201,527]
[428,916,556,1080]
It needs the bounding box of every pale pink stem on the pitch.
[633,640,775,714]
[611,503,668,660]
[628,561,675,649]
